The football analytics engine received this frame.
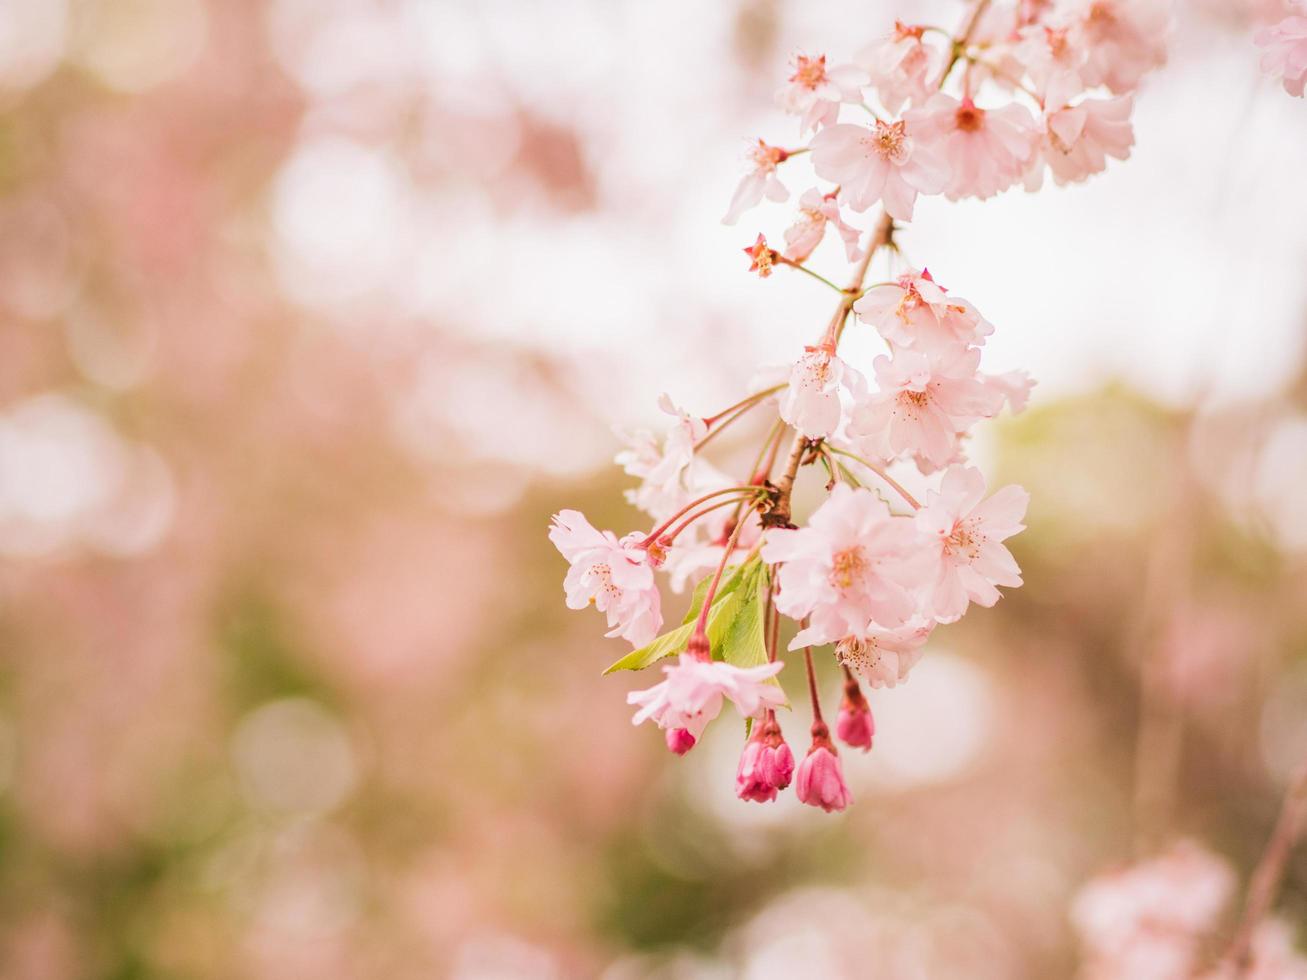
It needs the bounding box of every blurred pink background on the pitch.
[1,0,1306,977]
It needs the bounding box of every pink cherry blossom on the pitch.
[849,346,1005,469]
[627,654,786,743]
[1072,840,1235,980]
[835,621,933,688]
[722,140,790,226]
[914,466,1028,623]
[761,484,923,646]
[859,23,938,114]
[1016,24,1089,95]
[984,369,1037,414]
[1074,0,1170,95]
[777,344,867,440]
[614,393,709,520]
[736,716,796,802]
[1033,77,1135,187]
[776,53,869,134]
[795,731,852,812]
[743,233,777,277]
[1255,11,1307,97]
[549,510,664,646]
[810,119,949,221]
[783,188,863,263]
[905,94,1039,201]
[854,268,994,353]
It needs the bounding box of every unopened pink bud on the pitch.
[666,727,696,755]
[836,678,874,752]
[684,629,712,662]
[735,718,796,803]
[795,727,852,813]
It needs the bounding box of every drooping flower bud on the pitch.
[735,714,796,803]
[666,728,696,755]
[795,722,852,812]
[836,675,874,752]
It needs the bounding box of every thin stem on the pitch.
[938,0,993,89]
[826,447,921,509]
[965,55,1042,102]
[691,510,755,643]
[644,486,761,544]
[834,460,864,488]
[777,257,845,294]
[803,644,823,725]
[756,418,787,483]
[661,496,748,544]
[695,400,767,453]
[818,449,840,489]
[850,279,900,303]
[704,385,785,427]
[1223,757,1307,974]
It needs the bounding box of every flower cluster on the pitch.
[1072,840,1307,979]
[550,0,1169,813]
[1254,2,1307,98]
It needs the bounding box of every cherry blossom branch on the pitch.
[1222,756,1307,974]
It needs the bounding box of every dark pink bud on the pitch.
[666,727,696,755]
[735,716,795,803]
[836,677,874,752]
[795,725,852,812]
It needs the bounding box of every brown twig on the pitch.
[1222,757,1307,974]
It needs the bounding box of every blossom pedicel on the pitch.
[550,0,1171,811]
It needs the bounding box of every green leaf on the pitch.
[603,558,756,674]
[717,562,768,669]
[679,561,750,626]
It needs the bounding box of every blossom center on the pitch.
[799,349,833,388]
[955,104,985,133]
[836,635,882,674]
[1086,1,1117,36]
[944,519,984,562]
[865,120,911,164]
[893,21,925,42]
[829,546,869,592]
[751,140,786,173]
[589,562,623,602]
[899,389,931,410]
[790,54,828,90]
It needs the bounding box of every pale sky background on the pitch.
[262,0,1307,476]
